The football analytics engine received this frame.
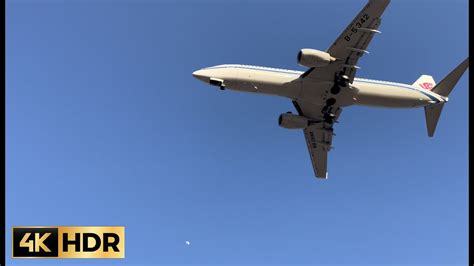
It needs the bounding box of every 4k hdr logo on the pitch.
[12,226,125,259]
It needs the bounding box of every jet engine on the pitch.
[297,49,336,68]
[278,113,310,129]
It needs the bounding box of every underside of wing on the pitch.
[293,0,390,178]
[293,100,342,178]
[304,125,334,178]
[302,0,390,83]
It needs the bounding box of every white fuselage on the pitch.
[192,64,447,108]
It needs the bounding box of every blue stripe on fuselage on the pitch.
[206,65,302,75]
[355,79,440,103]
[206,65,441,103]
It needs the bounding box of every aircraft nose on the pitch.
[192,69,210,83]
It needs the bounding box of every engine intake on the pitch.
[278,113,310,129]
[297,49,336,68]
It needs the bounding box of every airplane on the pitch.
[192,0,469,179]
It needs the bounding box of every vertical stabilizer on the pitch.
[413,75,436,90]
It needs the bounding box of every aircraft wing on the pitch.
[304,125,333,178]
[301,0,390,83]
[293,101,342,178]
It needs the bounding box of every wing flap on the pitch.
[304,125,333,178]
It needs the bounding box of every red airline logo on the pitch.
[419,82,434,90]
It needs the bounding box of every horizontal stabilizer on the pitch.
[424,103,444,137]
[432,57,469,97]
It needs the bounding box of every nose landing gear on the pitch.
[209,78,226,90]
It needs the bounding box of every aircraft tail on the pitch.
[419,57,469,137]
[412,75,436,90]
[431,57,469,97]
[424,103,444,137]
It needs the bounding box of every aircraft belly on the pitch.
[353,83,429,108]
[298,80,356,107]
[230,70,301,98]
[297,80,329,105]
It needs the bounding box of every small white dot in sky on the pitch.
[185,241,190,245]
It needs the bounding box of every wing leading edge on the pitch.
[301,0,390,83]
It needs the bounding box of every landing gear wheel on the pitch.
[330,85,341,94]
[338,75,349,87]
[323,113,335,123]
[326,98,336,106]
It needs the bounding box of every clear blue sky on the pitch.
[6,0,468,265]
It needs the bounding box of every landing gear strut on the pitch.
[338,75,350,87]
[330,74,350,95]
[210,78,226,90]
[322,99,337,124]
[323,112,336,123]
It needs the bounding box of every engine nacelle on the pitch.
[278,113,310,129]
[297,48,336,68]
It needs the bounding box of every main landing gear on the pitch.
[322,98,337,124]
[322,74,348,123]
[330,74,349,95]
